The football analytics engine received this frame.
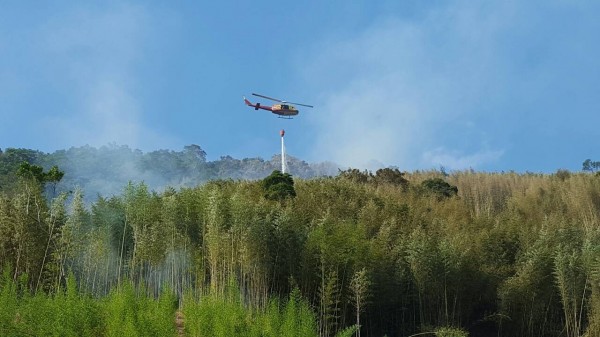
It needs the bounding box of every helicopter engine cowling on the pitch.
[255,103,260,110]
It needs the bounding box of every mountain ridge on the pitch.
[0,144,339,200]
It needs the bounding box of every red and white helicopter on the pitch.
[243,93,313,118]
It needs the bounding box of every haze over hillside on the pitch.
[0,144,339,200]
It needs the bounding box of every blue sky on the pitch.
[1,1,599,172]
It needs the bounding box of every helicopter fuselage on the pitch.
[244,97,299,116]
[271,104,299,116]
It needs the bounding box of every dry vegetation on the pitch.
[1,168,600,336]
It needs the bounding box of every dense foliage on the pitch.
[262,170,297,201]
[1,154,600,336]
[421,178,458,199]
[0,270,322,337]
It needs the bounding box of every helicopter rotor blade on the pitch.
[252,93,314,108]
[287,102,314,108]
[252,93,283,102]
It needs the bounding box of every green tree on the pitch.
[582,159,600,172]
[337,168,372,183]
[16,162,64,197]
[44,166,65,197]
[421,178,458,199]
[349,267,370,337]
[262,170,296,201]
[582,159,592,171]
[17,162,46,183]
[374,167,409,188]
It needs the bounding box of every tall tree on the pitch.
[349,268,370,337]
[262,170,296,201]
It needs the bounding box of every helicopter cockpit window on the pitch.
[282,105,289,109]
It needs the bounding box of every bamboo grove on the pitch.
[1,167,600,337]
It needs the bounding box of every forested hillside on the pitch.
[1,153,600,336]
[0,145,338,200]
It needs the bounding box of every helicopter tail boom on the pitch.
[243,96,272,111]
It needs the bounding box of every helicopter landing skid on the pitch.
[278,116,293,120]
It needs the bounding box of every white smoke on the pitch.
[39,3,177,150]
[301,1,595,170]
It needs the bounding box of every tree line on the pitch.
[1,159,600,336]
[0,145,338,201]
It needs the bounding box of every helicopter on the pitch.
[243,93,313,118]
